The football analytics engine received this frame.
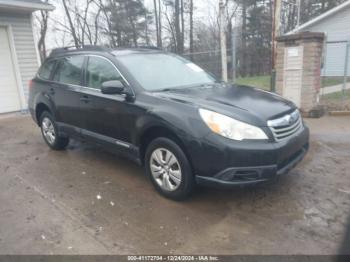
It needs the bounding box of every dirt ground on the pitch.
[0,114,349,255]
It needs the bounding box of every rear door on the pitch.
[50,55,85,136]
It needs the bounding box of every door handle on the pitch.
[80,95,91,103]
[49,88,55,95]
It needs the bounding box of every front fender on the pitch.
[133,105,210,148]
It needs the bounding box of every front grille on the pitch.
[268,110,303,142]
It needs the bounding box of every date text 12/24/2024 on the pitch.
[127,256,219,261]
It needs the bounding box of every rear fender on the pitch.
[33,92,56,124]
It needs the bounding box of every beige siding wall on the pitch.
[0,11,39,106]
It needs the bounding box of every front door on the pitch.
[80,55,133,151]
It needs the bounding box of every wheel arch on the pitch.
[138,125,194,171]
[35,103,52,126]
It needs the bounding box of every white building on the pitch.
[289,0,350,77]
[0,0,54,114]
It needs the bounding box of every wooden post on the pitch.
[231,29,236,82]
[219,0,228,82]
[271,0,281,92]
[342,40,350,96]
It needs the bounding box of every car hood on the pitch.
[152,84,296,126]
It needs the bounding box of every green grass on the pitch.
[322,89,350,100]
[234,75,347,92]
[321,77,345,87]
[235,75,271,91]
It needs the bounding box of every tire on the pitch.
[39,111,69,150]
[145,137,195,200]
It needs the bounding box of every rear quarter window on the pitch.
[38,59,56,80]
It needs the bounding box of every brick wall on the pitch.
[275,32,325,115]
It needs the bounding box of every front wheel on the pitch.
[40,111,69,150]
[145,137,195,200]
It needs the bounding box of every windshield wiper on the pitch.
[156,87,179,92]
[155,82,218,92]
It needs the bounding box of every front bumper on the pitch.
[196,143,308,188]
[192,126,309,188]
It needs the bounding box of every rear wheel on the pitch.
[40,111,69,150]
[145,137,194,200]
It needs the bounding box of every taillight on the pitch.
[29,79,33,89]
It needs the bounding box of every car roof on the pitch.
[48,46,163,59]
[112,47,162,56]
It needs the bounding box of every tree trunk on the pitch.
[101,0,115,47]
[241,0,247,77]
[174,0,182,53]
[145,11,150,45]
[165,10,176,52]
[94,8,102,45]
[117,30,122,47]
[180,0,184,52]
[158,0,162,47]
[227,20,232,79]
[321,0,326,12]
[153,0,160,47]
[37,10,49,62]
[62,0,80,48]
[125,2,138,47]
[189,0,194,59]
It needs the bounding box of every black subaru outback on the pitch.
[28,46,309,200]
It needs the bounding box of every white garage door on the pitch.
[0,26,21,114]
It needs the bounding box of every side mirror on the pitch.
[101,80,125,95]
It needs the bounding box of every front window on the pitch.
[117,53,216,91]
[86,56,122,89]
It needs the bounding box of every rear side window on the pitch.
[38,59,56,80]
[86,56,122,89]
[53,56,84,86]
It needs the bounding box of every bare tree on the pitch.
[36,0,50,62]
[189,0,194,56]
[93,5,102,45]
[56,0,105,47]
[158,0,162,47]
[174,0,183,53]
[62,0,80,47]
[97,0,116,47]
[163,3,177,51]
[241,0,247,77]
[80,0,94,45]
[180,0,184,52]
[152,0,163,47]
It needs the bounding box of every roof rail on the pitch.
[137,45,161,50]
[49,45,111,57]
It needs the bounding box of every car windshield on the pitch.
[116,52,216,91]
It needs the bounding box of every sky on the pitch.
[34,0,224,50]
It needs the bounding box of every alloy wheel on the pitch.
[150,148,182,191]
[42,117,56,145]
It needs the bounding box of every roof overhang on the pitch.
[0,0,55,12]
[287,0,350,35]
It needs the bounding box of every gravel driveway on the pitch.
[0,114,349,254]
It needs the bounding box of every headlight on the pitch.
[199,108,268,141]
